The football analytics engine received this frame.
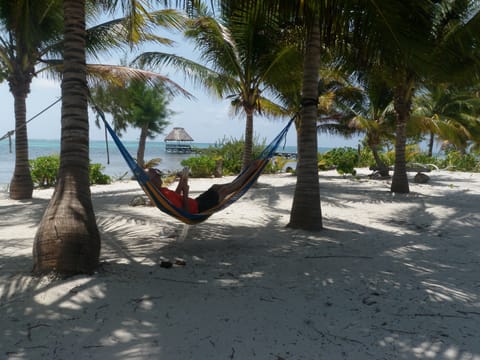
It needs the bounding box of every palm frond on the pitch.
[85,64,194,99]
[133,51,240,97]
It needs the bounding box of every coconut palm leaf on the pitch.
[136,2,295,169]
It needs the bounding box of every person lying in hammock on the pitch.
[147,159,263,214]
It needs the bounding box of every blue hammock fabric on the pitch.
[99,110,295,224]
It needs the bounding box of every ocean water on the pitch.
[0,139,302,188]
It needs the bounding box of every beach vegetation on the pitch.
[29,154,112,187]
[317,143,480,174]
[15,0,480,277]
[91,76,173,168]
[0,0,63,199]
[29,155,61,188]
[135,2,295,170]
[183,136,273,176]
[343,72,396,177]
[318,147,359,176]
[412,84,480,157]
[0,1,187,201]
[181,155,216,177]
[363,2,480,193]
[33,0,189,276]
[89,163,112,185]
[439,149,480,172]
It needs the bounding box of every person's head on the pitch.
[148,168,163,187]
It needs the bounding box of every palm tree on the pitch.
[91,78,173,167]
[33,0,187,275]
[347,73,396,177]
[142,0,339,230]
[412,83,480,156]
[287,14,324,230]
[136,3,295,170]
[212,0,372,230]
[200,1,323,231]
[33,0,100,275]
[0,0,63,199]
[355,1,480,193]
[0,0,185,200]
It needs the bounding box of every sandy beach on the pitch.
[1,168,480,359]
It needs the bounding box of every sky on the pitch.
[0,18,362,149]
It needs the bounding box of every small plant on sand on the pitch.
[30,154,111,187]
[319,147,359,176]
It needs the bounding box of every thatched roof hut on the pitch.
[164,127,194,142]
[164,127,194,153]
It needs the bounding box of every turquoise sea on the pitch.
[0,139,312,189]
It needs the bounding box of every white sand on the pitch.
[1,169,480,359]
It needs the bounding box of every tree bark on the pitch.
[9,81,33,199]
[288,16,322,231]
[391,79,414,193]
[242,110,254,170]
[371,144,389,177]
[428,131,434,157]
[33,0,100,275]
[137,126,148,168]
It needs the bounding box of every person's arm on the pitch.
[175,177,186,194]
[175,171,190,211]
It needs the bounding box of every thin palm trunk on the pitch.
[242,110,254,170]
[288,18,322,231]
[9,86,33,199]
[428,131,434,157]
[391,81,414,193]
[137,126,148,168]
[33,0,100,275]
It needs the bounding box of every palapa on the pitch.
[164,127,194,153]
[164,127,194,142]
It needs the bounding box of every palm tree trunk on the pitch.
[428,131,434,157]
[288,17,322,231]
[391,80,414,193]
[137,126,148,168]
[371,144,389,177]
[33,0,100,275]
[9,87,33,199]
[242,110,254,170]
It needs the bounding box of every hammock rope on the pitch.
[0,97,62,152]
[94,104,296,224]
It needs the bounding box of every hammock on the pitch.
[98,108,295,224]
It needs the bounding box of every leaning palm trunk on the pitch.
[371,144,389,177]
[33,0,100,275]
[9,88,33,199]
[288,18,322,231]
[391,81,414,194]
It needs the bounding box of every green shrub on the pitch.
[319,147,359,176]
[181,156,216,177]
[357,147,375,168]
[439,149,479,172]
[29,154,111,187]
[90,163,111,184]
[187,136,268,176]
[30,154,60,187]
[408,152,436,165]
